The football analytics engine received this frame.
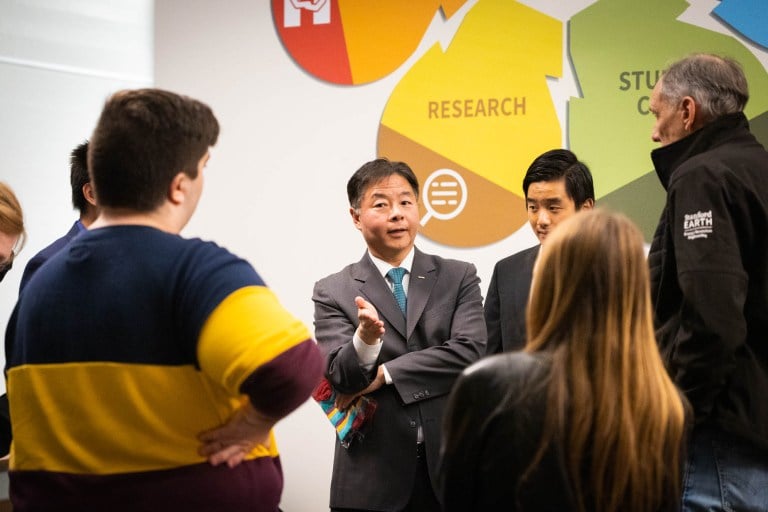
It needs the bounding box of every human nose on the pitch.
[389,204,403,219]
[537,210,551,226]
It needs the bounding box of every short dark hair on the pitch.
[88,88,219,211]
[522,149,595,209]
[70,141,90,214]
[660,53,748,124]
[347,158,419,210]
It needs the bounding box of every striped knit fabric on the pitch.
[312,378,377,448]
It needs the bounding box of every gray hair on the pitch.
[659,53,749,123]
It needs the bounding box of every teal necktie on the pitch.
[387,267,407,315]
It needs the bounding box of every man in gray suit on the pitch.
[484,149,594,354]
[313,158,487,512]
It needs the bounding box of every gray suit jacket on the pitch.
[312,247,486,511]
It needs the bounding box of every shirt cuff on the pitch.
[353,332,382,371]
[382,364,393,385]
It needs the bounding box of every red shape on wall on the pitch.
[272,0,353,84]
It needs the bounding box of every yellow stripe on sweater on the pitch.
[198,286,313,395]
[8,362,277,474]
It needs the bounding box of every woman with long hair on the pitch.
[440,209,688,512]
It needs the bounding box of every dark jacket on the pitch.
[440,352,684,512]
[484,245,539,355]
[439,352,574,511]
[648,112,768,452]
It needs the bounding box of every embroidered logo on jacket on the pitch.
[683,210,713,240]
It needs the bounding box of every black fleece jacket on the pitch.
[649,112,768,452]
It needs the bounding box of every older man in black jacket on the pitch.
[648,53,768,510]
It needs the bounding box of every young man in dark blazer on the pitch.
[19,141,99,292]
[313,158,487,512]
[484,149,594,354]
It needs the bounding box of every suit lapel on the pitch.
[354,253,407,338]
[406,248,436,340]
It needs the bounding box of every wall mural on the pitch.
[272,0,768,245]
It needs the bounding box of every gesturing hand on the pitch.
[355,296,385,345]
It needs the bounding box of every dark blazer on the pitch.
[312,247,486,511]
[19,221,83,292]
[484,245,539,354]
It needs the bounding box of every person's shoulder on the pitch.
[462,352,548,385]
[455,352,549,402]
[181,236,256,271]
[416,248,475,272]
[19,226,84,290]
[673,130,768,184]
[487,245,539,285]
[314,257,365,288]
[28,231,74,263]
[174,237,265,294]
[135,233,257,286]
[180,235,228,254]
[494,245,539,268]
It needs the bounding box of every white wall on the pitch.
[0,0,154,367]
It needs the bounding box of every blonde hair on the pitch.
[525,209,686,512]
[0,182,25,252]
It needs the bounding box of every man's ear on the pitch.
[580,198,595,211]
[82,183,97,206]
[680,96,698,131]
[168,172,188,205]
[350,207,362,230]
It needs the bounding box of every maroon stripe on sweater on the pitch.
[240,338,323,418]
[11,457,283,512]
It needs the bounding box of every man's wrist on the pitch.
[353,332,382,370]
[356,326,381,346]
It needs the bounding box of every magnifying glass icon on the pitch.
[420,168,468,226]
